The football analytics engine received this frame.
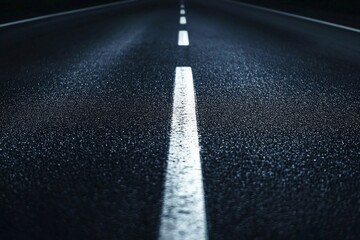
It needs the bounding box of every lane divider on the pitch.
[159,67,207,240]
[160,3,208,240]
[180,16,187,25]
[180,9,186,15]
[178,30,189,46]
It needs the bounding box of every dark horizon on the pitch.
[0,0,359,28]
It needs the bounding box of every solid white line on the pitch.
[180,9,186,15]
[178,30,189,46]
[180,16,187,25]
[225,0,360,33]
[0,0,136,28]
[159,67,207,240]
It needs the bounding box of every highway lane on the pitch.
[188,1,360,239]
[0,0,360,239]
[0,3,178,239]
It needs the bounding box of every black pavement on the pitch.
[0,0,359,239]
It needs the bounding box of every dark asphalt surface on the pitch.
[1,0,360,239]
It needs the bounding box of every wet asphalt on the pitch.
[0,0,359,239]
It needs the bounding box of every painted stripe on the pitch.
[0,0,136,28]
[180,9,186,15]
[180,4,185,9]
[180,16,187,25]
[178,30,189,46]
[159,67,207,240]
[224,0,360,33]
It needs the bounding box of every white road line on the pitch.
[225,0,360,33]
[180,9,186,15]
[180,4,185,9]
[159,67,207,240]
[180,16,187,25]
[0,0,136,28]
[178,30,189,46]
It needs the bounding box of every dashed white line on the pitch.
[180,16,187,25]
[180,9,186,15]
[159,67,207,240]
[178,30,189,46]
[180,4,185,9]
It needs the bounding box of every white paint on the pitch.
[180,4,185,9]
[159,67,207,240]
[180,16,187,25]
[180,9,186,15]
[225,0,360,33]
[178,30,189,46]
[0,0,135,28]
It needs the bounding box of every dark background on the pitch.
[0,0,130,23]
[239,0,360,28]
[0,0,359,27]
[242,0,360,13]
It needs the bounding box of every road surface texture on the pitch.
[0,0,359,239]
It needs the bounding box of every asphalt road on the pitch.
[0,0,359,239]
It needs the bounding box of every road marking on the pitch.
[180,16,187,25]
[180,4,185,9]
[178,30,189,46]
[225,0,360,33]
[180,9,186,15]
[0,0,136,28]
[159,67,207,240]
